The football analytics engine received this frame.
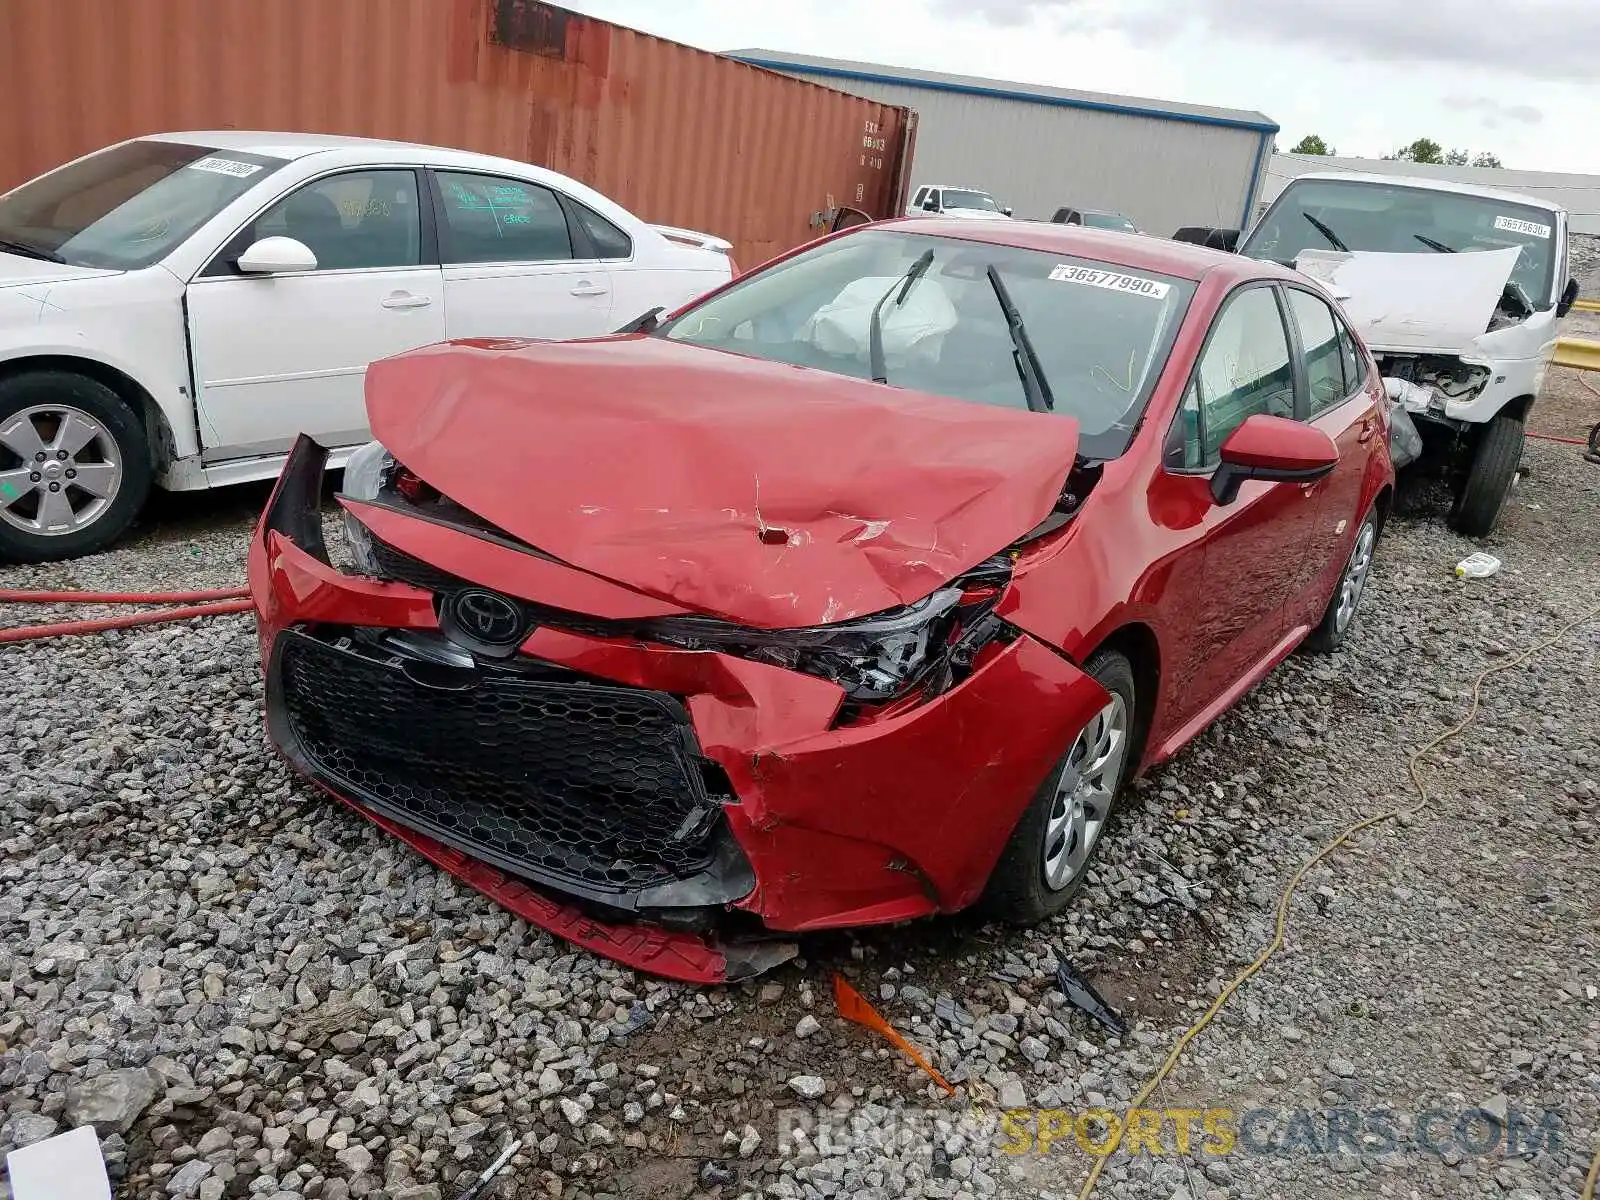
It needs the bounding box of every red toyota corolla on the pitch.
[249,219,1394,983]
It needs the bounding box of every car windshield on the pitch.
[1083,212,1137,233]
[942,190,1001,212]
[658,229,1195,458]
[1241,178,1558,307]
[0,139,289,270]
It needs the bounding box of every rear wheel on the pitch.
[1303,506,1379,654]
[0,371,150,562]
[982,649,1136,924]
[1450,413,1523,537]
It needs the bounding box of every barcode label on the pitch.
[188,156,263,178]
[1493,215,1551,239]
[1048,264,1171,299]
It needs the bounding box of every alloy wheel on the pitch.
[1042,692,1128,891]
[0,404,124,536]
[1333,520,1376,635]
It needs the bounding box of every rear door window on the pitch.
[435,171,574,264]
[1285,288,1349,415]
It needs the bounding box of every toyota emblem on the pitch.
[445,588,527,649]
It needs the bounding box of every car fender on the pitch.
[0,268,197,460]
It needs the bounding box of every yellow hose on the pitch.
[1076,600,1600,1200]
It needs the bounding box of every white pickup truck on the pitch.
[1238,172,1578,536]
[906,185,1014,221]
[0,132,735,561]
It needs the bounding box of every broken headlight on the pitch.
[338,439,394,575]
[640,588,967,702]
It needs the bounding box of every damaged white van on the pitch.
[1239,173,1578,536]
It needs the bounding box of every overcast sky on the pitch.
[566,0,1600,173]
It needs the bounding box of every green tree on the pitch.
[1472,152,1504,168]
[1392,138,1445,164]
[1290,134,1334,155]
[1445,148,1470,166]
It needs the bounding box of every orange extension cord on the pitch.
[0,586,251,644]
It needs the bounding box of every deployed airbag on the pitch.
[800,276,958,366]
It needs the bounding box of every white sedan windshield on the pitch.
[660,230,1196,458]
[0,140,288,269]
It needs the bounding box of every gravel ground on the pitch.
[2,435,1598,1200]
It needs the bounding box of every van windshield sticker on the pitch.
[1048,264,1171,300]
[187,157,263,178]
[1493,215,1551,239]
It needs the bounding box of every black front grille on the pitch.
[274,629,726,899]
[368,533,465,595]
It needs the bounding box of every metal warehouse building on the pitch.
[729,50,1279,238]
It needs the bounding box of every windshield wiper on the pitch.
[868,247,935,384]
[1414,233,1455,253]
[0,238,64,264]
[986,263,1055,413]
[1302,212,1348,252]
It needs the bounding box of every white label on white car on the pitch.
[1493,215,1551,239]
[1048,264,1171,299]
[187,156,263,178]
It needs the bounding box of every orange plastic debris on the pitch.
[832,973,955,1095]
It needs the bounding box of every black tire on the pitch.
[0,371,151,563]
[1302,505,1380,655]
[981,649,1137,924]
[1450,413,1523,538]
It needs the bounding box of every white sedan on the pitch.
[0,132,736,561]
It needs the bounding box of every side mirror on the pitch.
[1210,413,1338,505]
[1556,277,1579,319]
[236,236,318,274]
[1002,207,1014,217]
[922,198,939,212]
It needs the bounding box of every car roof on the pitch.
[921,184,995,193]
[1288,170,1564,214]
[143,130,535,174]
[874,217,1291,284]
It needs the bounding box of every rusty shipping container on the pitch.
[0,0,915,267]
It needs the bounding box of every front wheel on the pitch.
[1450,413,1524,537]
[982,649,1137,924]
[0,371,151,562]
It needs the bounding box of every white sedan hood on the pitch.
[0,251,118,290]
[1294,246,1522,355]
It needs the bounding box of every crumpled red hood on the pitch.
[365,335,1079,628]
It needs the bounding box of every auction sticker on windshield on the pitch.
[187,157,264,178]
[1494,215,1551,239]
[1049,264,1171,299]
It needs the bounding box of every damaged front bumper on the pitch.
[250,438,1107,982]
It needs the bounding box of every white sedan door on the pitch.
[431,170,614,340]
[186,168,444,458]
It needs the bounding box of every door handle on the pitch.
[569,282,609,297]
[382,292,433,310]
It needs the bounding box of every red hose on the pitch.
[0,586,249,604]
[0,599,253,644]
[0,585,254,644]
